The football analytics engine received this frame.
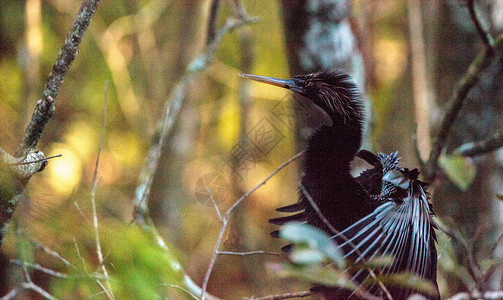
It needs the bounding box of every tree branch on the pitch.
[16,0,101,157]
[132,13,258,224]
[467,0,495,52]
[425,34,503,180]
[206,0,222,45]
[454,128,503,157]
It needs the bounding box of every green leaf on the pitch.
[280,222,345,268]
[439,155,476,190]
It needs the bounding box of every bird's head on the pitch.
[239,70,362,124]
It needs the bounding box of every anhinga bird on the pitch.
[240,70,439,299]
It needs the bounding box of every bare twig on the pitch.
[467,0,495,52]
[21,282,56,300]
[73,237,89,273]
[0,288,18,300]
[489,230,503,257]
[425,35,503,180]
[217,251,281,256]
[90,81,114,300]
[29,238,73,268]
[74,200,91,224]
[206,186,222,222]
[201,151,304,300]
[21,260,57,300]
[247,290,314,300]
[10,259,69,279]
[454,128,503,157]
[9,154,62,166]
[16,0,102,156]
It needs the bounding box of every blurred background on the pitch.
[1,0,503,298]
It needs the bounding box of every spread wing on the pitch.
[334,167,439,299]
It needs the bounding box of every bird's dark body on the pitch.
[240,70,439,299]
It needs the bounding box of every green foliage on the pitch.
[52,223,185,299]
[439,154,476,190]
[106,225,184,299]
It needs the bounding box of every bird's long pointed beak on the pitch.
[238,74,296,90]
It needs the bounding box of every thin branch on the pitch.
[20,259,57,300]
[489,230,503,257]
[0,288,18,300]
[206,186,222,222]
[21,282,56,300]
[217,251,281,256]
[29,238,73,268]
[425,35,503,180]
[467,0,495,52]
[201,151,304,300]
[90,81,114,300]
[16,0,102,156]
[248,290,314,300]
[10,259,69,279]
[9,154,62,166]
[454,128,503,157]
[74,200,91,224]
[73,237,89,273]
[206,0,221,45]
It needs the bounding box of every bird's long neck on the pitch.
[303,116,363,183]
